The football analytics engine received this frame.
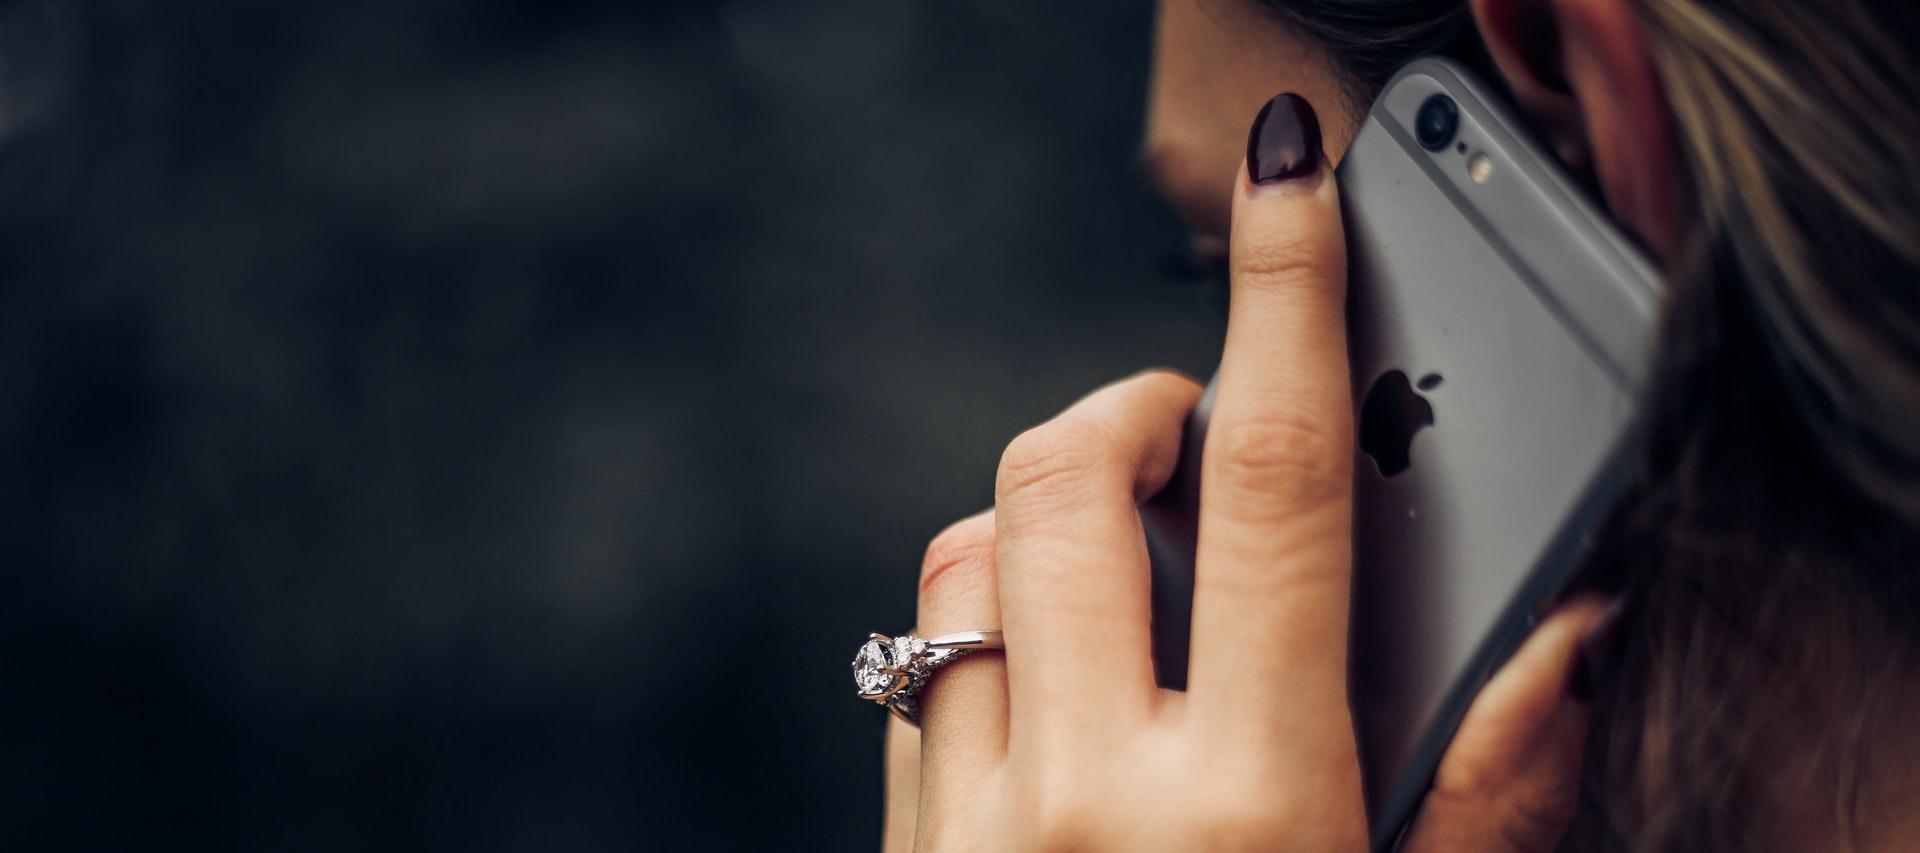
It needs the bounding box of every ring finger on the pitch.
[992,370,1202,748]
[915,510,1009,798]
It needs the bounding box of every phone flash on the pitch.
[1467,152,1494,183]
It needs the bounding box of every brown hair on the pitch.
[1590,0,1920,847]
[1253,0,1488,112]
[1257,0,1920,847]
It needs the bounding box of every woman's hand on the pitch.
[883,94,1612,852]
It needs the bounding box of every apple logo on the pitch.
[1359,370,1442,478]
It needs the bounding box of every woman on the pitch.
[881,0,1920,848]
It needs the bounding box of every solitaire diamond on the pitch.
[853,637,901,696]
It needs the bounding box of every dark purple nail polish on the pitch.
[1247,93,1323,184]
[1569,598,1628,702]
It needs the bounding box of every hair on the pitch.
[1252,0,1487,112]
[1257,0,1920,848]
[1590,0,1920,847]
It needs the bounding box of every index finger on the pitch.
[1187,93,1358,764]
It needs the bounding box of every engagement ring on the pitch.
[851,630,1004,726]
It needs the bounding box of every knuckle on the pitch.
[1231,231,1341,296]
[1127,366,1202,395]
[1498,791,1579,853]
[1429,757,1498,807]
[1206,411,1349,515]
[1185,777,1367,852]
[1428,766,1578,853]
[1023,780,1100,852]
[994,418,1121,514]
[918,521,994,597]
[1186,794,1293,850]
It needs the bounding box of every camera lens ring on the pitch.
[1415,95,1458,151]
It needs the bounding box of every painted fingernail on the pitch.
[1247,93,1323,184]
[1569,597,1628,702]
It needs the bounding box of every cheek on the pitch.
[1145,0,1362,237]
[1144,0,1248,238]
[1141,114,1241,239]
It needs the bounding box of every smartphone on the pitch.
[1142,57,1661,848]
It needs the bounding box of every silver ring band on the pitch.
[852,630,1005,726]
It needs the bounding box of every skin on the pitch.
[884,0,1686,848]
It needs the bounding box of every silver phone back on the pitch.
[1340,58,1659,842]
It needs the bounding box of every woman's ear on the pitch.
[1470,0,1682,259]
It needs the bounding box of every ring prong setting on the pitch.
[852,629,1005,726]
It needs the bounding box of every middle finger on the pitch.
[992,369,1201,746]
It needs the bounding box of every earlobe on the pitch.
[1471,0,1682,260]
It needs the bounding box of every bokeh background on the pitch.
[0,0,1226,849]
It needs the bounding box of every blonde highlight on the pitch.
[1585,0,1920,848]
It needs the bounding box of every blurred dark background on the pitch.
[0,0,1224,849]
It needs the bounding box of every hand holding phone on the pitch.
[1145,57,1660,848]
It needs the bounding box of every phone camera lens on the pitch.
[1415,95,1458,151]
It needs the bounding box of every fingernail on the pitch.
[1247,93,1323,184]
[1569,597,1628,702]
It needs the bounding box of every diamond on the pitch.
[853,637,901,696]
[895,636,927,667]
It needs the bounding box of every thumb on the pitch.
[1402,594,1623,853]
